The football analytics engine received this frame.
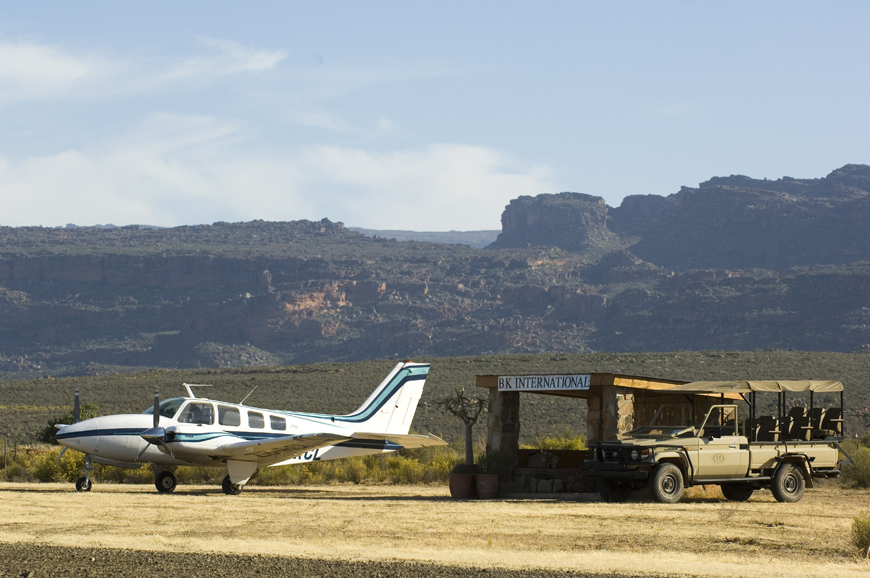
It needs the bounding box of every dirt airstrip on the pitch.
[1,482,868,578]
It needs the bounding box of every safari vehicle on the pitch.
[586,380,846,503]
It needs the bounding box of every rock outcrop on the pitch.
[488,192,616,252]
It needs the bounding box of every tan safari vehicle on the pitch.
[587,380,846,503]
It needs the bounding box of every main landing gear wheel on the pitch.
[649,463,684,504]
[771,464,805,503]
[222,475,242,496]
[155,471,178,494]
[597,478,633,503]
[75,476,92,492]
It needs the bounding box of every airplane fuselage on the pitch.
[56,398,403,468]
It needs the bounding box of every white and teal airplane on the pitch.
[56,361,445,495]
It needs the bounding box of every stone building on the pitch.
[475,372,720,492]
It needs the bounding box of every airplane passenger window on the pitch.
[248,411,265,429]
[178,402,214,425]
[270,415,286,431]
[219,405,241,427]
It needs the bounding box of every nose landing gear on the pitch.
[75,455,94,492]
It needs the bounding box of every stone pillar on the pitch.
[600,386,636,441]
[617,392,635,438]
[486,389,520,466]
[586,394,602,444]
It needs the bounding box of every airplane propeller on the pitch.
[58,389,81,461]
[138,389,169,460]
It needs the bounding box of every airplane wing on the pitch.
[351,431,448,449]
[207,432,351,460]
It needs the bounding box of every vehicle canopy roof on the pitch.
[665,380,843,394]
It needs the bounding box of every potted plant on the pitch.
[448,462,474,499]
[474,450,507,499]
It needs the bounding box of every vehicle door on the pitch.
[694,405,749,478]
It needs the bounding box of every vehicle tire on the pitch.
[597,477,633,503]
[720,483,754,502]
[155,471,177,494]
[649,463,684,504]
[771,463,805,503]
[222,475,242,496]
[75,476,92,492]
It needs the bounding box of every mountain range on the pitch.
[1,164,869,380]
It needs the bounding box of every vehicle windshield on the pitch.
[142,397,185,419]
[625,403,695,438]
[626,403,741,439]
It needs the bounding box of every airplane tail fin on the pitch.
[339,361,429,435]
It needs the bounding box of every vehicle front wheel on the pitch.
[597,478,633,503]
[771,464,805,503]
[720,483,754,502]
[222,475,242,496]
[75,476,92,492]
[649,463,684,504]
[155,471,177,494]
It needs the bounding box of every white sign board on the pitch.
[497,374,590,392]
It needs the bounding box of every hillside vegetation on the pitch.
[2,350,869,446]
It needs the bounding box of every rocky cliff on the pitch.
[1,164,869,379]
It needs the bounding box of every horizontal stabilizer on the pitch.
[351,431,447,449]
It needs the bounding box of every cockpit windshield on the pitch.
[142,397,185,419]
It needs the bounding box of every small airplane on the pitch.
[55,361,446,494]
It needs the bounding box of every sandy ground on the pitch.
[1,482,869,577]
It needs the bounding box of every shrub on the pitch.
[31,452,63,482]
[385,455,425,484]
[852,512,870,558]
[842,447,870,488]
[522,428,587,451]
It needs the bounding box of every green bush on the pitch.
[852,512,870,558]
[385,455,425,484]
[842,447,870,488]
[522,428,587,451]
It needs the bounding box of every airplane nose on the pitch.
[55,418,101,453]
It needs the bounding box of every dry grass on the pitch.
[1,482,869,577]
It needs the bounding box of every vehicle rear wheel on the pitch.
[720,483,754,502]
[649,463,684,504]
[771,464,805,503]
[597,478,633,503]
[155,470,177,494]
[75,476,92,492]
[222,475,242,496]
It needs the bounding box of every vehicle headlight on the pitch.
[630,450,639,460]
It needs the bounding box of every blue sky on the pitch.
[1,2,868,230]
